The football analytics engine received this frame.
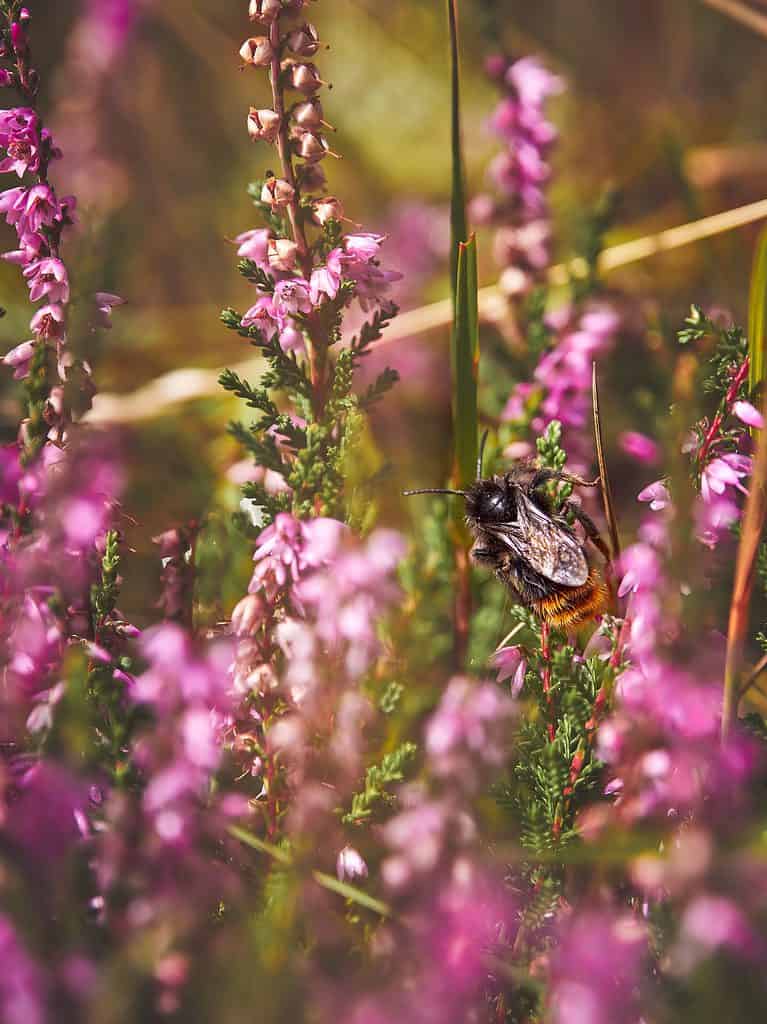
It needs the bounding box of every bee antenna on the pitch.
[477,429,490,481]
[402,488,468,498]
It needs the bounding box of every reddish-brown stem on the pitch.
[697,355,750,467]
[266,18,327,417]
[540,621,555,742]
[453,542,471,668]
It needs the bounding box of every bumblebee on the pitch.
[404,438,610,630]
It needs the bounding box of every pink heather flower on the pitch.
[92,292,125,329]
[18,183,59,235]
[239,35,274,66]
[343,233,384,262]
[425,677,514,790]
[234,227,271,267]
[309,247,343,304]
[700,453,751,504]
[272,277,312,321]
[0,107,40,177]
[30,303,65,339]
[336,845,368,882]
[619,431,659,465]
[491,645,527,696]
[695,492,740,549]
[2,339,36,380]
[0,915,45,1024]
[278,325,306,355]
[679,896,757,962]
[550,912,646,1024]
[732,399,764,429]
[637,479,671,511]
[506,56,564,108]
[241,296,279,338]
[617,542,661,598]
[23,257,70,304]
[346,262,402,311]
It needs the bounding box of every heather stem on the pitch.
[267,16,326,416]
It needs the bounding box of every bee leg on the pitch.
[531,468,601,489]
[565,502,612,563]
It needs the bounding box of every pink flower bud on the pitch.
[336,846,368,882]
[231,594,267,637]
[292,98,323,128]
[261,176,295,208]
[239,36,274,67]
[311,196,344,225]
[295,130,330,163]
[287,23,320,57]
[733,400,764,429]
[248,0,283,22]
[286,62,323,94]
[267,237,298,271]
[247,107,281,142]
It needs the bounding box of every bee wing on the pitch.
[486,490,589,586]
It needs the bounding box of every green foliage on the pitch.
[452,236,479,488]
[748,224,767,396]
[342,742,418,825]
[90,529,121,626]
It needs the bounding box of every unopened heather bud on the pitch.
[286,62,323,94]
[297,162,326,192]
[287,23,320,57]
[261,175,295,208]
[267,237,299,271]
[292,98,323,128]
[247,107,281,142]
[311,196,344,225]
[295,130,330,163]
[239,36,274,67]
[249,0,283,22]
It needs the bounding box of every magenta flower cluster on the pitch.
[471,54,563,297]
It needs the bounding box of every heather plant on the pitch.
[2,2,767,1023]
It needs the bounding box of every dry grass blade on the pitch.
[722,393,767,739]
[701,0,767,39]
[592,363,621,564]
[86,199,767,425]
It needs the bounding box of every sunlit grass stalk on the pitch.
[722,397,767,738]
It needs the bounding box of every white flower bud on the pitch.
[295,130,329,163]
[287,62,323,95]
[292,99,323,128]
[247,107,281,142]
[239,36,274,67]
[261,175,295,208]
[286,23,320,57]
[267,237,298,271]
[248,0,282,22]
[311,196,344,225]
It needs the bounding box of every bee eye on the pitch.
[481,490,507,521]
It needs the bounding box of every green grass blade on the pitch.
[452,236,479,488]
[447,0,468,296]
[748,224,767,395]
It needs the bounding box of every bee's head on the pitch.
[465,479,514,524]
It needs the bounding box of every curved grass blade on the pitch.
[447,0,468,298]
[748,223,767,396]
[592,363,621,563]
[453,236,479,488]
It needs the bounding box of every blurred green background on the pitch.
[2,0,767,621]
